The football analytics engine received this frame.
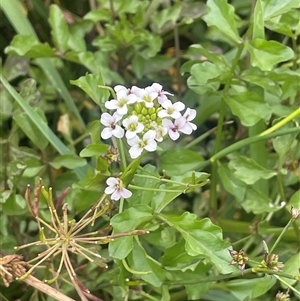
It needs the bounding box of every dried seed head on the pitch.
[262,252,284,272]
[229,249,249,271]
[0,255,27,287]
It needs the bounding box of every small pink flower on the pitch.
[146,83,173,105]
[183,108,197,131]
[162,117,192,141]
[100,112,124,139]
[104,177,132,201]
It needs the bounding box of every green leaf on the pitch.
[19,78,41,105]
[273,122,298,159]
[225,91,272,126]
[203,0,242,44]
[66,188,101,213]
[218,163,247,202]
[159,213,234,273]
[1,75,86,179]
[160,149,204,176]
[288,190,300,208]
[151,2,182,32]
[49,4,70,53]
[50,154,87,169]
[161,239,197,268]
[0,0,85,128]
[109,205,153,259]
[79,143,109,157]
[262,0,300,20]
[242,68,281,96]
[245,39,294,71]
[13,110,49,150]
[242,188,283,214]
[5,35,54,58]
[187,61,223,94]
[184,44,227,66]
[70,74,109,110]
[229,156,277,185]
[127,239,166,287]
[129,165,160,206]
[265,9,300,38]
[2,194,27,215]
[252,0,264,39]
[225,276,276,300]
[281,252,300,286]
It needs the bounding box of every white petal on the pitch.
[158,110,169,118]
[116,105,128,115]
[173,101,185,111]
[105,99,119,110]
[161,99,172,109]
[184,108,197,121]
[112,112,123,122]
[120,188,132,199]
[143,130,156,141]
[126,130,137,139]
[170,111,182,119]
[129,145,143,159]
[175,116,187,129]
[127,94,137,104]
[112,126,125,138]
[105,186,116,195]
[150,83,162,92]
[114,85,128,93]
[127,136,140,147]
[106,177,119,186]
[100,113,114,126]
[168,130,180,141]
[145,139,157,152]
[101,127,113,139]
[179,123,193,135]
[188,122,197,131]
[111,190,122,201]
[162,119,174,130]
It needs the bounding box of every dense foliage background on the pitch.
[0,0,299,300]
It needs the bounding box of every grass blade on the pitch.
[0,0,85,129]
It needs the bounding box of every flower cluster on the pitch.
[100,83,197,159]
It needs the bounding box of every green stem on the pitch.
[128,184,185,193]
[210,44,245,218]
[275,275,300,297]
[209,127,300,164]
[258,107,300,137]
[269,219,293,253]
[135,173,199,187]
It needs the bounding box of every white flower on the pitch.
[100,112,124,139]
[122,115,144,139]
[114,85,130,94]
[183,108,197,131]
[162,117,192,141]
[158,99,185,119]
[105,90,137,115]
[146,83,173,105]
[151,122,167,142]
[127,130,157,159]
[135,88,158,108]
[105,177,132,201]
